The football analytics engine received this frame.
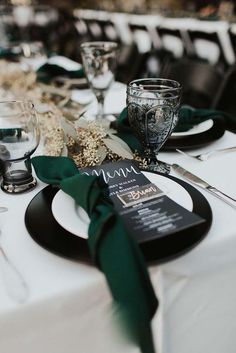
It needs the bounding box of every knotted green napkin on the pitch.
[37,63,84,83]
[32,155,158,353]
[116,105,235,151]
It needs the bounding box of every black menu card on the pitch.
[82,160,205,243]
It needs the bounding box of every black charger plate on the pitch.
[25,173,212,264]
[163,116,225,150]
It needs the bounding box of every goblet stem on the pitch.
[96,93,105,121]
[144,148,157,164]
[144,148,158,168]
[143,148,170,174]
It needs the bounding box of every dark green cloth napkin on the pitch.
[37,63,84,83]
[0,48,19,60]
[175,105,233,132]
[32,155,158,353]
[116,105,235,152]
[115,107,143,153]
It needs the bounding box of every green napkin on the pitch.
[115,107,142,153]
[175,105,232,132]
[37,63,84,83]
[32,156,158,353]
[116,105,234,152]
[0,48,19,60]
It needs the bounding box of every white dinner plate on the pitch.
[51,172,193,239]
[171,119,214,137]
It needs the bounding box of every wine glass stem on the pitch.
[96,93,105,121]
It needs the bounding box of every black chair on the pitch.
[97,19,121,43]
[128,23,154,52]
[128,24,176,78]
[156,27,191,59]
[228,26,236,61]
[82,18,104,41]
[161,58,224,109]
[187,29,228,71]
[214,65,236,115]
[116,43,147,83]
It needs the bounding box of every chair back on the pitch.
[161,58,224,108]
[187,29,228,70]
[128,23,153,53]
[214,65,236,115]
[156,27,190,58]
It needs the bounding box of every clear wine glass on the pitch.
[19,41,47,71]
[80,41,118,121]
[127,78,181,173]
[0,100,40,194]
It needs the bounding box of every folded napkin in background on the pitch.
[175,105,231,132]
[115,105,235,152]
[32,156,158,353]
[0,48,20,60]
[36,56,84,83]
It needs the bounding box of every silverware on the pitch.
[162,161,236,209]
[0,231,29,303]
[176,146,236,161]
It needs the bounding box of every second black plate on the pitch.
[163,117,225,150]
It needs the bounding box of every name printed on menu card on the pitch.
[117,183,165,207]
[81,160,205,243]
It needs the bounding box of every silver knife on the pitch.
[169,163,236,209]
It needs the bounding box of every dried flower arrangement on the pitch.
[0,60,146,168]
[61,118,135,167]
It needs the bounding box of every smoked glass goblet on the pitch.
[0,101,40,194]
[127,78,181,173]
[80,41,118,121]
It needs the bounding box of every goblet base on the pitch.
[1,170,37,194]
[143,160,171,174]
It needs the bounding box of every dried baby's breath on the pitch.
[66,121,132,168]
[0,60,144,168]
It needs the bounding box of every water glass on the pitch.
[0,101,40,194]
[80,41,118,121]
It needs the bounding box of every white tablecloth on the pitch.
[1,85,236,352]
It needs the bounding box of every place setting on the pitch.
[1,46,236,326]
[2,2,236,352]
[20,67,215,264]
[0,40,235,272]
[0,38,235,342]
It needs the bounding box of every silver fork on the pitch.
[176,146,236,161]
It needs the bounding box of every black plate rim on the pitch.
[163,116,225,150]
[25,172,212,265]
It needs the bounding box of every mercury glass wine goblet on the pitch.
[127,78,181,173]
[80,41,118,121]
[0,100,40,194]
